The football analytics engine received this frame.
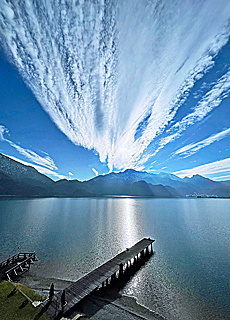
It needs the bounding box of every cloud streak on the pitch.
[7,141,57,170]
[5,155,66,179]
[0,124,65,178]
[173,157,230,178]
[1,1,230,171]
[0,125,9,140]
[175,128,230,157]
[153,70,230,156]
[92,168,98,177]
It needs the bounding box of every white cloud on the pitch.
[68,172,73,176]
[173,71,230,132]
[0,124,57,170]
[5,154,66,179]
[92,168,98,176]
[0,124,65,179]
[154,71,230,156]
[213,174,230,180]
[8,141,57,170]
[175,127,230,157]
[173,157,230,179]
[0,125,9,140]
[0,1,230,171]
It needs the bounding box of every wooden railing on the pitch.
[0,252,37,269]
[4,253,38,281]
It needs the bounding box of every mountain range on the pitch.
[0,153,230,198]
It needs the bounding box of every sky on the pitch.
[0,0,230,182]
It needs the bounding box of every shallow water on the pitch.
[0,198,229,319]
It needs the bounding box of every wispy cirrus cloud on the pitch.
[172,70,230,133]
[1,1,230,172]
[0,125,9,140]
[92,168,98,177]
[153,70,230,157]
[175,128,230,158]
[7,141,57,170]
[173,157,230,179]
[6,155,66,179]
[214,174,230,180]
[0,124,65,178]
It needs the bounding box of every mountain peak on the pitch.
[1,154,229,198]
[122,169,139,174]
[190,174,212,181]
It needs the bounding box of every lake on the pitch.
[0,198,229,319]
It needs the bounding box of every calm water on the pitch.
[0,198,229,319]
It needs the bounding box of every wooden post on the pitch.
[130,259,132,267]
[111,273,116,283]
[119,263,123,278]
[61,290,66,312]
[49,283,54,301]
[141,250,144,260]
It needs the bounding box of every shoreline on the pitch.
[20,274,163,320]
[1,195,229,202]
[19,269,227,320]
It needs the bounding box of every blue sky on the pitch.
[0,0,230,181]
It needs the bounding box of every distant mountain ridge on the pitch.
[0,153,230,198]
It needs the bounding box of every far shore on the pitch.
[0,194,229,201]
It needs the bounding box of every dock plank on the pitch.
[46,238,154,319]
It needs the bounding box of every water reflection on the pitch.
[116,198,142,248]
[0,198,230,319]
[86,198,144,266]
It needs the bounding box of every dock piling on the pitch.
[45,238,155,319]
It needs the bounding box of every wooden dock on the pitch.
[0,252,38,281]
[46,238,154,319]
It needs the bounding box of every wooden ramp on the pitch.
[46,238,154,319]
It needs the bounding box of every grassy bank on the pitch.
[0,281,49,320]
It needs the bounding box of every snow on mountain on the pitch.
[1,154,230,197]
